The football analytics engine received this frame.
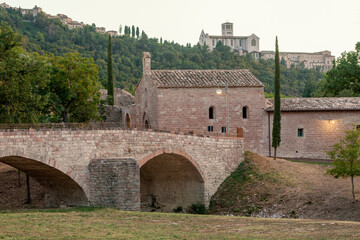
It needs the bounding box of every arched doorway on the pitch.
[126,113,131,128]
[0,156,87,208]
[143,112,150,129]
[140,153,205,212]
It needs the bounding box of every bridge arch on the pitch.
[0,156,88,207]
[139,149,206,212]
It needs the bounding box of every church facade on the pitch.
[123,52,360,160]
[199,22,260,60]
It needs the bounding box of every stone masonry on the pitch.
[0,126,244,209]
[89,158,140,211]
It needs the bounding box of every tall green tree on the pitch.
[107,34,114,105]
[119,24,122,35]
[136,26,139,39]
[272,36,281,159]
[48,52,101,122]
[327,127,360,202]
[131,25,135,38]
[322,42,360,97]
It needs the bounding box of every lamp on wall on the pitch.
[329,119,335,124]
[216,82,229,136]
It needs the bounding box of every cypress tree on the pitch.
[131,25,135,38]
[272,36,281,159]
[107,35,114,105]
[136,27,140,39]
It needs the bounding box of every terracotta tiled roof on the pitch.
[149,69,263,88]
[265,98,360,112]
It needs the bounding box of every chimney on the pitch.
[142,52,151,73]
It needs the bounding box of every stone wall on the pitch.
[155,86,267,156]
[89,158,140,211]
[266,111,360,159]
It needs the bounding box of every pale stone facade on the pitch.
[95,27,106,34]
[105,30,118,37]
[261,50,335,72]
[20,5,42,17]
[199,22,260,59]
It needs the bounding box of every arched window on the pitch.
[126,113,131,128]
[242,106,248,119]
[209,106,215,119]
[251,39,256,46]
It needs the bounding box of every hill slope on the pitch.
[210,151,360,221]
[0,7,324,96]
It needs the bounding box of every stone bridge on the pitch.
[0,125,243,211]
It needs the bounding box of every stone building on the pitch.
[123,52,360,160]
[105,30,118,37]
[261,50,335,72]
[20,5,42,17]
[95,27,106,34]
[0,2,9,9]
[199,22,260,59]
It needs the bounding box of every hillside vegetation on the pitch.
[210,152,360,221]
[0,7,324,96]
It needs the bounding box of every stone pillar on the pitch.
[89,158,140,211]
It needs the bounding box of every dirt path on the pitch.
[0,163,48,209]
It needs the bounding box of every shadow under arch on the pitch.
[140,150,205,212]
[0,156,88,207]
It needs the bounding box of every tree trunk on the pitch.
[274,147,277,160]
[25,173,31,204]
[351,175,356,202]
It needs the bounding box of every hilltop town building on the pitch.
[122,52,360,160]
[105,30,118,37]
[1,3,119,33]
[95,27,106,34]
[261,50,335,72]
[199,22,260,59]
[200,22,335,72]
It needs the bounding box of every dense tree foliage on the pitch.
[320,42,360,97]
[0,7,324,96]
[0,21,100,123]
[0,22,49,123]
[47,53,101,123]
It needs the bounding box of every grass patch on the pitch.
[285,159,332,165]
[0,208,360,239]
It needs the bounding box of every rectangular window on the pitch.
[298,128,304,137]
[356,125,360,130]
[231,39,233,46]
[208,126,214,132]
[221,127,226,133]
[212,39,215,46]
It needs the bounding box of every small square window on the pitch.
[208,126,213,132]
[221,127,226,133]
[356,125,360,131]
[298,128,304,137]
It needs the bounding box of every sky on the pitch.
[5,0,360,57]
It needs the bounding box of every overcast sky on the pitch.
[5,0,360,57]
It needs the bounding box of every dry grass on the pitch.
[1,208,360,239]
